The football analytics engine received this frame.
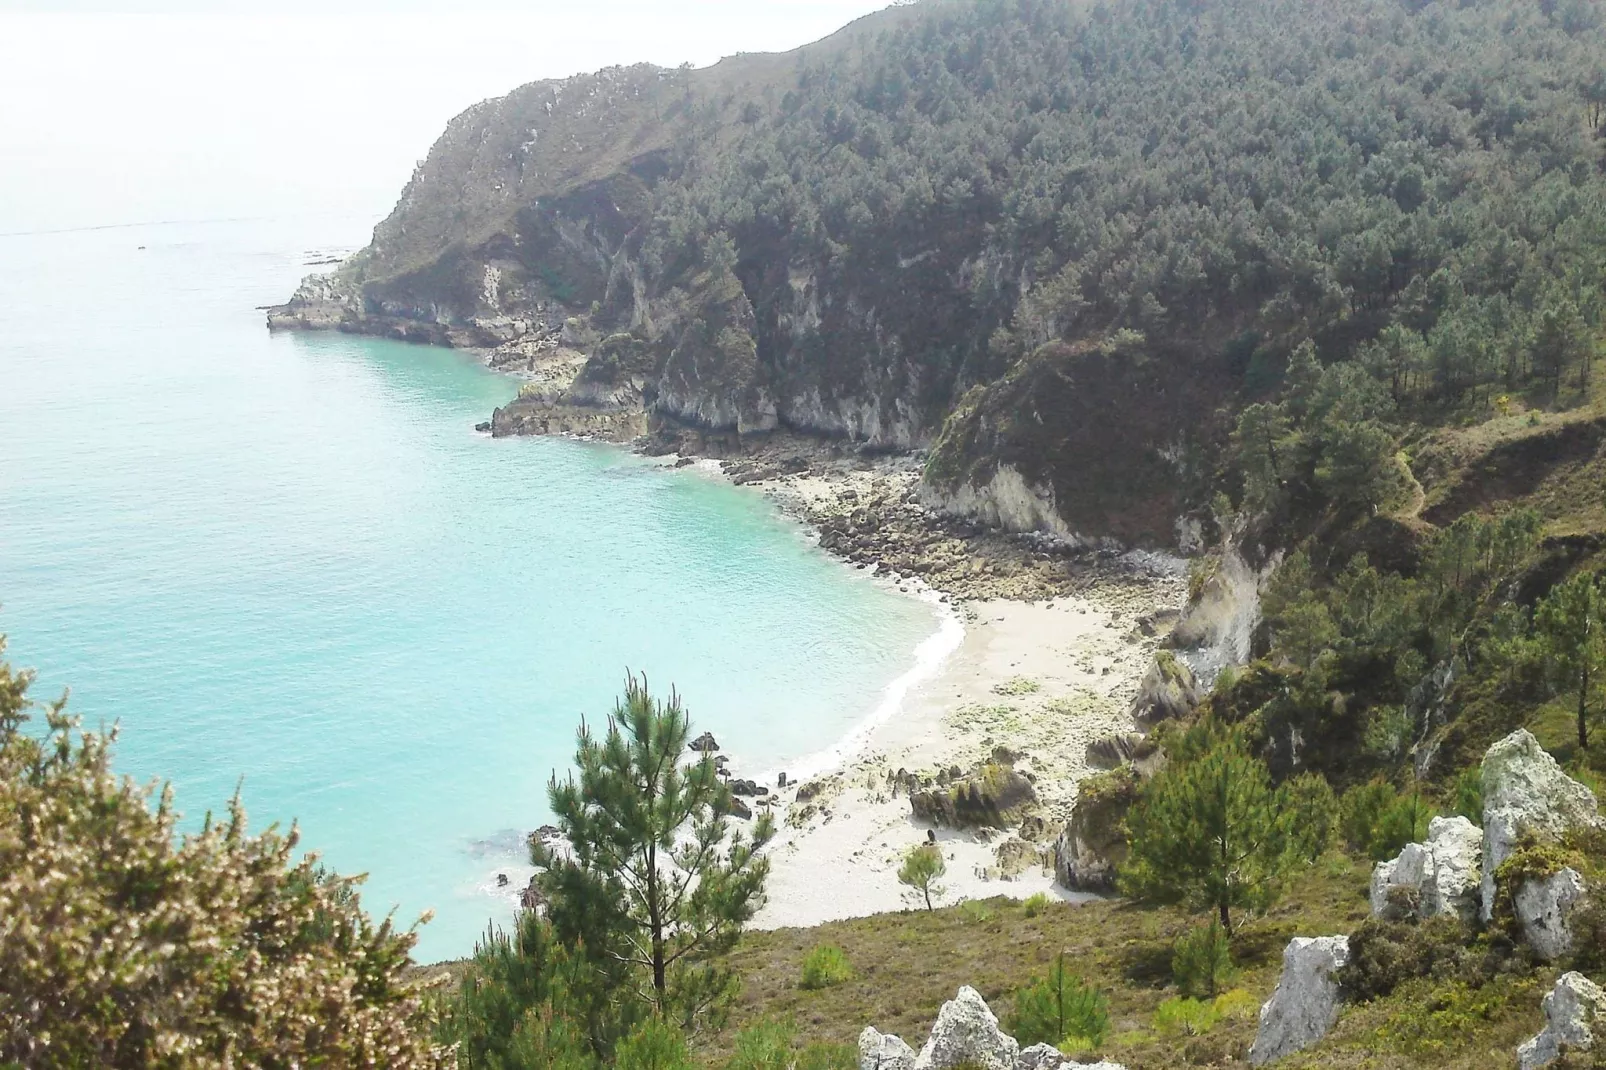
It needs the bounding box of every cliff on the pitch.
[269,0,1606,548]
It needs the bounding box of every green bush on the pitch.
[1285,772,1339,863]
[958,899,997,924]
[1340,778,1397,855]
[1374,792,1437,860]
[615,1017,695,1070]
[1452,765,1483,823]
[1153,997,1219,1037]
[799,945,854,990]
[725,1019,853,1070]
[1212,988,1260,1022]
[1337,915,1482,1001]
[1172,920,1237,999]
[1022,891,1051,918]
[1009,952,1109,1049]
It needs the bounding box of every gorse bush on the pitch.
[0,637,449,1067]
[1009,952,1109,1050]
[614,1017,694,1070]
[725,1020,856,1070]
[1171,921,1237,1000]
[1153,997,1218,1038]
[799,945,854,990]
[1021,891,1051,918]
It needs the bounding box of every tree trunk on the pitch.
[1580,662,1591,755]
[648,841,667,1000]
[924,885,933,911]
[1218,899,1231,934]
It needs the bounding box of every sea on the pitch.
[0,214,943,961]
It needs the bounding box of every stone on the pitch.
[1515,866,1588,963]
[1369,815,1482,922]
[728,796,753,821]
[689,731,720,753]
[1129,651,1200,726]
[911,763,1038,830]
[1084,732,1150,769]
[859,1027,917,1070]
[1518,971,1606,1069]
[1054,767,1138,893]
[914,986,1019,1070]
[1248,935,1350,1066]
[1480,729,1602,922]
[1013,1045,1066,1070]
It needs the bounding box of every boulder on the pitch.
[913,986,1019,1070]
[1129,651,1200,726]
[689,731,720,753]
[1054,767,1138,892]
[1369,815,1482,922]
[1013,1047,1125,1070]
[1515,867,1588,963]
[1480,729,1602,922]
[1248,935,1350,1066]
[729,779,769,797]
[911,763,1038,830]
[1085,732,1152,769]
[860,1027,917,1070]
[1517,971,1606,1069]
[728,796,753,821]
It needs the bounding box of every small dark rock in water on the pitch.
[729,778,768,797]
[673,457,695,468]
[475,421,491,433]
[497,873,510,887]
[927,829,938,844]
[689,731,720,753]
[777,772,788,788]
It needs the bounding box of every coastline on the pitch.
[644,449,1188,930]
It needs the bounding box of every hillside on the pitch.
[269,0,1606,548]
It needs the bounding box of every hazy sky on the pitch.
[0,2,891,234]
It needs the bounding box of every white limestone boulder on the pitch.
[860,1026,917,1070]
[1515,867,1589,963]
[1013,1046,1125,1070]
[1480,729,1602,923]
[915,986,1019,1070]
[1248,935,1350,1066]
[1369,815,1482,922]
[1518,971,1606,1068]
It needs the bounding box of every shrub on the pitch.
[1285,772,1339,863]
[1172,920,1237,999]
[1010,952,1110,1049]
[1452,765,1483,823]
[1153,997,1218,1037]
[1337,915,1481,1001]
[724,1019,857,1070]
[0,641,448,1068]
[1374,792,1437,860]
[1340,778,1397,855]
[799,945,854,990]
[898,843,946,911]
[615,1016,695,1070]
[1212,988,1260,1021]
[958,899,998,925]
[993,676,1042,696]
[1022,891,1052,917]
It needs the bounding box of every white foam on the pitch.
[754,578,964,785]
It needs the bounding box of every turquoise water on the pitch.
[0,217,938,960]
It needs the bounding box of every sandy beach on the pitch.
[715,462,1189,929]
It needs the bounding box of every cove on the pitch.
[0,217,940,960]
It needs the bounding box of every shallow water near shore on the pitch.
[0,216,939,960]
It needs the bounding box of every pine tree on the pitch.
[535,675,774,1029]
[1119,726,1293,933]
[897,842,946,911]
[1535,573,1606,753]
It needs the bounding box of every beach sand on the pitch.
[751,578,1182,929]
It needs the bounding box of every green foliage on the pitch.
[798,945,854,991]
[1370,979,1517,1060]
[1171,921,1237,1000]
[1120,724,1294,931]
[992,676,1041,696]
[1284,773,1339,864]
[1009,952,1110,1050]
[1212,989,1261,1023]
[439,911,610,1069]
[1021,892,1051,918]
[537,675,775,1031]
[724,1019,857,1070]
[1339,779,1435,860]
[1535,571,1606,753]
[1453,765,1485,823]
[1337,915,1482,1002]
[1152,997,1218,1038]
[1375,791,1439,862]
[898,844,946,912]
[957,899,997,925]
[614,1017,695,1070]
[0,638,448,1068]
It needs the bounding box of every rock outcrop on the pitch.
[1129,651,1200,727]
[1369,815,1482,923]
[1479,729,1602,923]
[1518,971,1606,1069]
[859,1027,918,1070]
[914,986,1019,1070]
[1249,936,1350,1066]
[1054,766,1138,893]
[860,989,1125,1070]
[1515,866,1588,963]
[910,761,1038,830]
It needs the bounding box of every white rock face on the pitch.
[860,1027,917,1070]
[1480,729,1602,922]
[915,986,1020,1070]
[1516,867,1588,963]
[1518,971,1606,1069]
[1013,1045,1066,1070]
[1369,815,1482,922]
[1249,936,1350,1066]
